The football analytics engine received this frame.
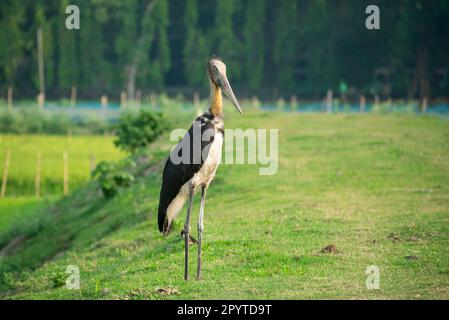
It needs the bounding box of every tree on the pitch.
[113,0,171,96]
[300,0,354,95]
[242,0,266,91]
[57,0,79,91]
[273,0,299,92]
[0,0,448,99]
[146,0,171,89]
[33,3,56,91]
[114,109,169,153]
[0,0,24,87]
[113,0,139,97]
[183,0,209,87]
[392,0,449,99]
[78,1,105,91]
[211,0,241,80]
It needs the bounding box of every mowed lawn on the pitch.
[1,112,448,299]
[0,135,125,196]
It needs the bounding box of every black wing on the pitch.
[157,113,217,233]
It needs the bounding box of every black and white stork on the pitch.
[158,59,243,280]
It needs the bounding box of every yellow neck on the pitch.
[210,81,222,117]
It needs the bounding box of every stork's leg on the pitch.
[196,185,207,280]
[184,184,195,281]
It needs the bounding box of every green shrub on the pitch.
[0,110,23,133]
[78,116,108,135]
[42,112,71,134]
[51,269,66,289]
[20,109,46,133]
[0,109,110,135]
[114,109,169,153]
[92,159,136,198]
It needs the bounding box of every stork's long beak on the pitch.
[220,75,243,114]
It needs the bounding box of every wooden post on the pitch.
[193,92,200,106]
[1,149,11,198]
[326,90,333,113]
[422,97,428,114]
[7,87,13,111]
[136,90,142,107]
[37,28,46,100]
[387,98,393,112]
[194,92,201,115]
[150,94,157,109]
[120,91,127,109]
[67,129,73,144]
[291,95,297,111]
[71,86,77,107]
[251,96,260,110]
[37,93,45,109]
[374,94,380,109]
[276,98,285,111]
[101,95,108,109]
[63,151,69,196]
[100,94,108,120]
[360,95,366,113]
[89,154,96,174]
[35,152,41,197]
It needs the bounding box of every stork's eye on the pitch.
[213,66,218,73]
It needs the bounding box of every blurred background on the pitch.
[1,0,448,102]
[1,1,449,300]
[1,0,449,199]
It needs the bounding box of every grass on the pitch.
[0,197,54,234]
[0,112,448,299]
[0,134,125,196]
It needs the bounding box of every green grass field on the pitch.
[0,197,54,234]
[0,135,125,196]
[0,112,448,299]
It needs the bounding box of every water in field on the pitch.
[260,102,449,116]
[42,99,445,116]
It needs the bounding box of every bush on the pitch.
[114,109,169,153]
[0,109,110,135]
[78,116,109,135]
[42,112,71,134]
[91,159,136,198]
[0,111,22,133]
[20,109,46,133]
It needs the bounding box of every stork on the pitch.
[158,59,243,280]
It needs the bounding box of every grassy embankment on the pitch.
[0,112,448,299]
[0,135,125,233]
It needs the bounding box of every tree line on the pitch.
[0,0,448,100]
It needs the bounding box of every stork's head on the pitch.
[207,59,243,114]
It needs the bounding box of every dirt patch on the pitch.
[388,233,401,243]
[155,287,180,296]
[321,244,338,253]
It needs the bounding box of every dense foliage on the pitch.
[0,0,448,98]
[91,159,136,198]
[0,109,108,134]
[114,110,169,153]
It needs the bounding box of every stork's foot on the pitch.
[180,230,198,245]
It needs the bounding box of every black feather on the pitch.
[157,112,220,233]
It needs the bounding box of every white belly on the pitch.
[192,130,223,188]
[164,130,223,227]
